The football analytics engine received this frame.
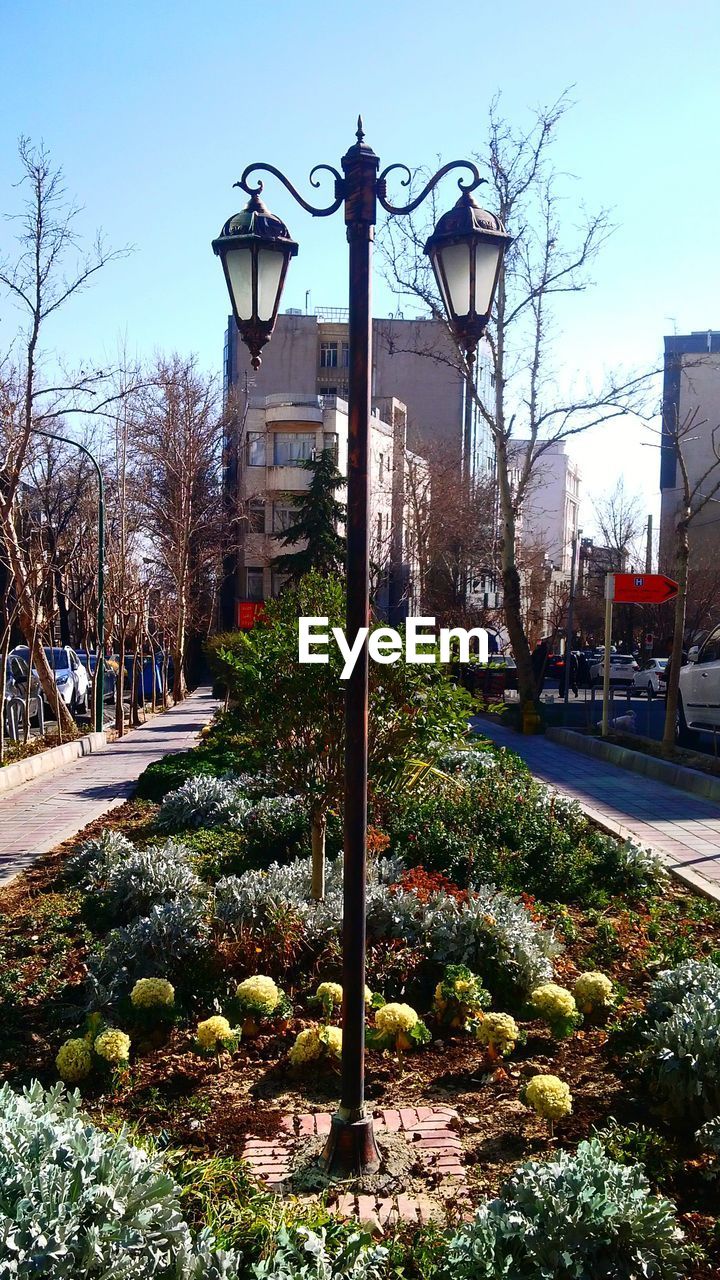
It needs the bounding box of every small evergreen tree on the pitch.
[272,449,346,581]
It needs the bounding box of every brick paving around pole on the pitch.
[0,686,218,887]
[473,715,720,899]
[241,1107,470,1227]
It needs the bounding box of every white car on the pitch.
[677,626,720,741]
[589,654,639,686]
[633,658,668,696]
[9,645,90,717]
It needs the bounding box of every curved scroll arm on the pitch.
[236,162,344,218]
[377,160,485,215]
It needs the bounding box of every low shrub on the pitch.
[250,1225,387,1279]
[646,957,720,1024]
[643,985,720,1120]
[442,1137,686,1279]
[156,775,253,833]
[84,839,203,925]
[382,759,666,906]
[89,899,211,1006]
[0,1079,241,1278]
[213,856,558,1003]
[66,829,135,885]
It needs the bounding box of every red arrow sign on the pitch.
[612,573,678,604]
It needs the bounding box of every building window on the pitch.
[379,453,385,483]
[246,567,264,601]
[247,432,265,466]
[323,386,337,396]
[320,341,338,368]
[273,432,316,465]
[273,501,296,534]
[341,341,349,367]
[247,498,265,533]
[323,432,339,462]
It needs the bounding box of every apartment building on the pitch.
[224,308,494,476]
[224,391,426,627]
[660,331,720,566]
[510,438,582,574]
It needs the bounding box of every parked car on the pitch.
[9,645,90,716]
[677,625,720,742]
[589,654,639,687]
[633,658,668,696]
[3,653,44,734]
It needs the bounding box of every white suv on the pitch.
[9,645,90,717]
[677,626,720,742]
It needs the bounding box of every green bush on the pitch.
[89,899,211,1006]
[0,1079,241,1278]
[382,748,665,905]
[442,1137,686,1279]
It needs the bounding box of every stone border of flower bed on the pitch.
[547,727,720,804]
[0,730,107,795]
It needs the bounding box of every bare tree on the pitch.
[0,138,127,732]
[134,355,223,701]
[378,93,655,707]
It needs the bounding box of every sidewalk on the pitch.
[0,687,218,887]
[473,716,720,900]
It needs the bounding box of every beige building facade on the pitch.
[230,392,426,624]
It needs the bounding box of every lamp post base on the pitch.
[318,1113,381,1178]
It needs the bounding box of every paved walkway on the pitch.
[0,687,218,887]
[473,716,720,899]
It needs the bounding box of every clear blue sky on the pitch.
[1,0,719,530]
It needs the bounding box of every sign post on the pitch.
[601,576,614,736]
[600,573,678,737]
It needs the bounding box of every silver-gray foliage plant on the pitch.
[0,1079,241,1279]
[89,899,210,1005]
[156,775,253,832]
[67,829,135,884]
[251,1225,387,1280]
[213,855,557,998]
[643,985,720,1119]
[89,839,203,921]
[443,1137,686,1280]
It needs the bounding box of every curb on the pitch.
[0,731,107,795]
[547,726,720,805]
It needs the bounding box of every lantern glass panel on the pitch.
[257,248,285,322]
[474,242,501,316]
[439,242,471,317]
[225,247,254,321]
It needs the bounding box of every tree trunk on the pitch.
[116,633,126,736]
[173,595,187,703]
[310,804,327,902]
[496,437,536,707]
[662,515,690,750]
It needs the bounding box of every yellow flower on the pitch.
[574,971,614,1014]
[197,1015,235,1052]
[56,1037,93,1083]
[321,1025,342,1057]
[316,981,344,1007]
[475,1012,518,1057]
[289,1024,342,1065]
[375,1003,419,1036]
[94,1028,131,1064]
[236,975,280,1016]
[130,978,175,1009]
[527,983,576,1024]
[524,1074,572,1123]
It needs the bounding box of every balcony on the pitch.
[264,465,313,491]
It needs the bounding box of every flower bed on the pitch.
[1,705,720,1276]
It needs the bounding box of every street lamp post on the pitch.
[32,429,105,733]
[213,119,510,1176]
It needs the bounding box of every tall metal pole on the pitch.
[33,429,105,733]
[321,121,380,1176]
